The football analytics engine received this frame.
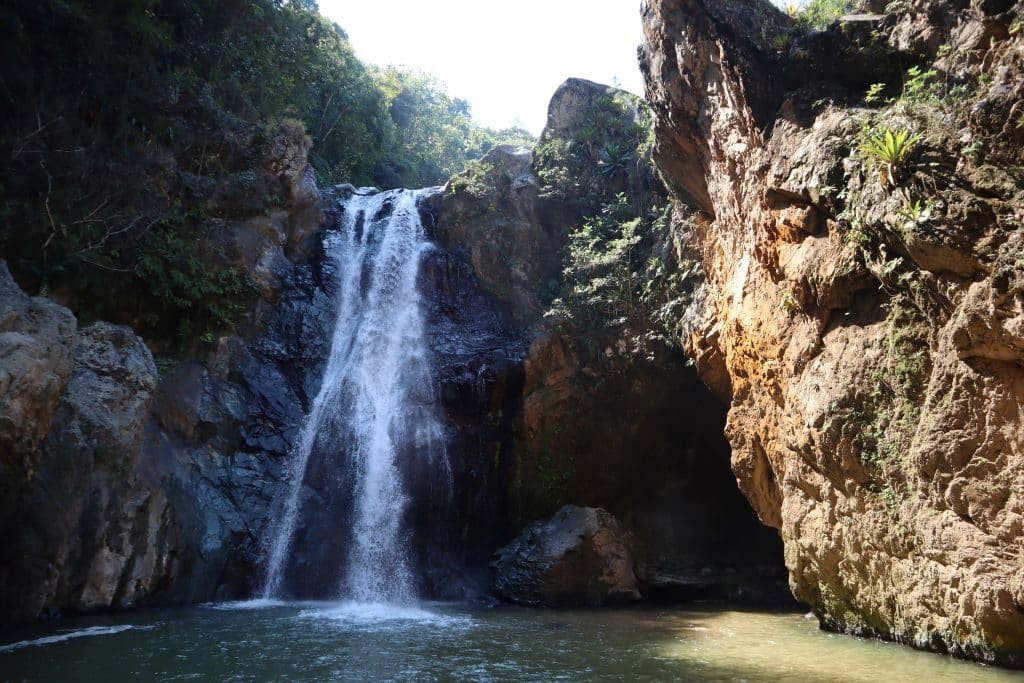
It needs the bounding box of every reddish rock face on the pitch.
[642,0,1024,666]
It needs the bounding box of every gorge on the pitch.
[1,0,1023,679]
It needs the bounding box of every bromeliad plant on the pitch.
[860,127,923,188]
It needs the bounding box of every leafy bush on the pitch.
[563,195,644,326]
[901,66,941,103]
[536,89,653,205]
[133,223,254,344]
[556,194,686,338]
[865,66,942,107]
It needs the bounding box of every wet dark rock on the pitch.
[407,211,527,598]
[0,184,338,621]
[492,505,642,607]
[144,236,340,603]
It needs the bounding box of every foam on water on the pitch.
[0,625,138,653]
[201,598,288,611]
[297,601,472,630]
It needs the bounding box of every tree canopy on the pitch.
[0,0,532,348]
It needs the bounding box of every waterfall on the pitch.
[261,188,446,603]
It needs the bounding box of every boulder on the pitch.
[0,320,169,622]
[56,322,158,457]
[0,261,76,462]
[491,505,642,607]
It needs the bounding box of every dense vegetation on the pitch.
[531,90,691,345]
[0,0,530,349]
[783,0,857,30]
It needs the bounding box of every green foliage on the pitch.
[556,194,686,339]
[772,32,794,51]
[859,127,923,188]
[865,83,887,104]
[789,0,857,31]
[960,139,984,162]
[371,67,534,187]
[534,137,579,195]
[597,142,633,177]
[133,222,254,344]
[901,66,940,104]
[779,289,801,313]
[537,90,653,204]
[563,194,644,326]
[0,0,533,351]
[864,66,948,107]
[446,159,496,199]
[569,93,649,172]
[897,197,933,228]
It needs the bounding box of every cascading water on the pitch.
[261,188,446,603]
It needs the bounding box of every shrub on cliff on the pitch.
[555,194,690,342]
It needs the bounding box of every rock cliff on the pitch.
[2,74,802,626]
[0,136,334,622]
[438,78,790,603]
[642,0,1024,665]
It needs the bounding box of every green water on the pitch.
[1,601,1021,682]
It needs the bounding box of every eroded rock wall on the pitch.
[642,0,1024,665]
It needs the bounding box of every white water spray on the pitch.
[261,188,446,603]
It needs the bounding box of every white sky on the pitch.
[318,1,647,135]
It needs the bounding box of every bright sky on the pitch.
[318,1,647,135]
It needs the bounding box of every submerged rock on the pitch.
[492,505,642,607]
